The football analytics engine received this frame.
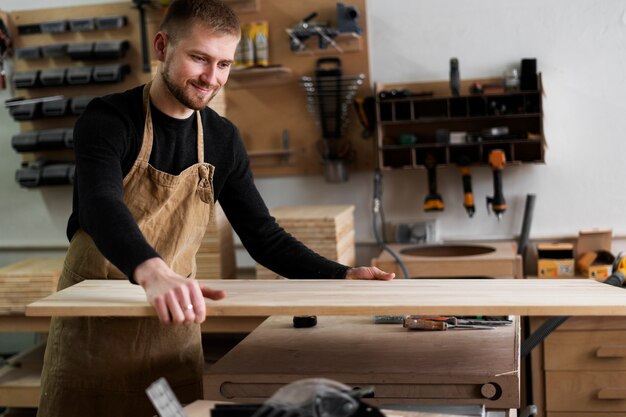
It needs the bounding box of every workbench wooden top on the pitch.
[25,278,626,317]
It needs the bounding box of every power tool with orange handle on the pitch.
[486,149,507,220]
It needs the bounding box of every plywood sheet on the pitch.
[205,315,519,408]
[371,241,521,279]
[25,278,626,317]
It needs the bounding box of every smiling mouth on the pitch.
[191,82,213,94]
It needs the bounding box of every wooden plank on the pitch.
[25,278,626,317]
[183,401,485,417]
[0,315,50,332]
[0,366,41,407]
[371,241,521,278]
[204,316,519,409]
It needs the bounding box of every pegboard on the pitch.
[225,0,374,178]
[8,2,163,162]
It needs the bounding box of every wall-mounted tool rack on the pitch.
[7,2,161,187]
[375,77,545,171]
[224,0,373,177]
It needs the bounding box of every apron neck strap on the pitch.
[139,81,205,164]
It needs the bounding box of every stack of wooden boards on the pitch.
[195,203,236,279]
[256,205,355,279]
[0,257,64,314]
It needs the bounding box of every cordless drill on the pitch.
[605,253,626,287]
[486,149,507,220]
[423,153,444,212]
[458,156,475,217]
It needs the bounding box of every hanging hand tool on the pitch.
[423,152,444,212]
[458,156,475,217]
[132,0,152,73]
[353,96,376,138]
[486,149,507,220]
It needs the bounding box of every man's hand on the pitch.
[345,266,395,281]
[134,257,225,324]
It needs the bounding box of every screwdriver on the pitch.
[403,316,495,330]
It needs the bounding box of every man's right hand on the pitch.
[133,257,226,324]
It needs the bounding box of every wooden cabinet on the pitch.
[375,77,545,170]
[531,316,626,417]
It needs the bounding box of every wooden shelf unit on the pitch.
[530,315,626,417]
[375,77,545,171]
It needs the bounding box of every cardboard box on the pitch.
[537,243,575,278]
[576,229,613,279]
[576,250,614,280]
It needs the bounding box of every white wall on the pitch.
[1,0,625,267]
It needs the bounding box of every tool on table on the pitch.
[293,315,317,328]
[486,149,507,220]
[458,156,475,217]
[403,316,496,331]
[423,152,444,212]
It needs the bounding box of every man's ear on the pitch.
[153,31,168,62]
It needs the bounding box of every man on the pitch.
[37,1,394,416]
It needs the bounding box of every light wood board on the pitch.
[25,278,626,317]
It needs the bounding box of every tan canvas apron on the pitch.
[37,82,215,417]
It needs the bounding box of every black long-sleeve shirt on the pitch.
[67,85,349,281]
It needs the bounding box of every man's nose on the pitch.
[199,65,218,85]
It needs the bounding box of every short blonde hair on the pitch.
[159,0,240,44]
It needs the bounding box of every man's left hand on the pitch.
[345,266,395,281]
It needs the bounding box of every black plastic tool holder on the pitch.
[95,15,127,30]
[93,64,128,83]
[67,43,94,60]
[41,98,70,117]
[9,101,40,121]
[41,43,68,58]
[12,71,39,89]
[15,161,76,188]
[15,46,41,60]
[66,66,93,85]
[69,17,96,32]
[93,40,129,60]
[39,128,74,149]
[12,128,73,152]
[40,20,68,34]
[70,95,96,115]
[39,68,67,86]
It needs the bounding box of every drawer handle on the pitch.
[598,388,626,400]
[596,345,626,358]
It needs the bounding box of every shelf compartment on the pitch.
[380,146,414,169]
[228,66,293,89]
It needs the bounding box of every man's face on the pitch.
[161,24,239,111]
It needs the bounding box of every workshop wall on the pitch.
[1,0,625,268]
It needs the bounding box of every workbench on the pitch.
[23,278,626,415]
[204,315,520,413]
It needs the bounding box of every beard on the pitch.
[161,63,219,111]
